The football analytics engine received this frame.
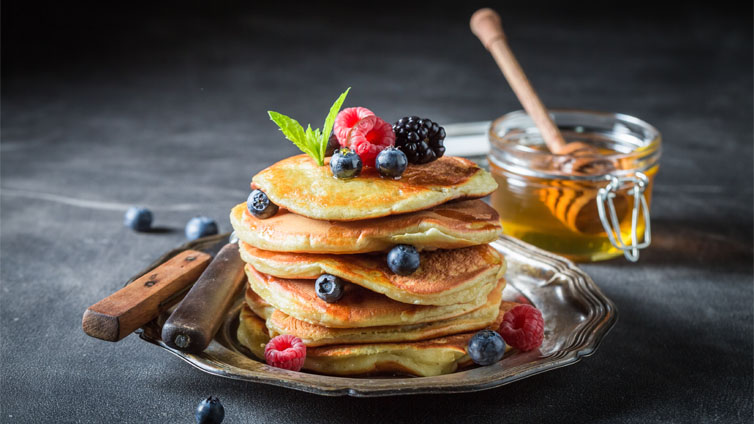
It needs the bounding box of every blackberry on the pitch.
[392,116,446,164]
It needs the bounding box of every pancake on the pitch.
[245,265,494,328]
[229,198,502,254]
[251,154,498,221]
[237,305,514,377]
[239,242,506,305]
[245,281,517,347]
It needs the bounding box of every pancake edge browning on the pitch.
[236,304,514,377]
[245,281,516,347]
[251,155,498,221]
[245,265,495,328]
[239,242,506,306]
[229,199,502,254]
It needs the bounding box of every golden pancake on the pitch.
[245,282,517,347]
[237,305,514,377]
[237,306,271,362]
[251,155,498,221]
[239,242,505,305]
[229,199,502,254]
[245,265,493,328]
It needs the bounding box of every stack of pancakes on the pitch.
[231,154,515,377]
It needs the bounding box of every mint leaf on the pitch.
[267,111,317,159]
[267,88,351,167]
[321,87,350,161]
[303,124,322,165]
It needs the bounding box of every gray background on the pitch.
[2,2,752,423]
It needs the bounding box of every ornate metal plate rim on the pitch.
[135,234,617,397]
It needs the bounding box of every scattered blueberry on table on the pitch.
[185,216,219,240]
[195,396,224,424]
[123,206,152,232]
[467,330,506,366]
[375,147,408,179]
[387,244,420,275]
[330,148,362,179]
[247,189,278,219]
[315,274,345,302]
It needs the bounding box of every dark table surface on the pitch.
[2,2,752,423]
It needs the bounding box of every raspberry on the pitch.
[334,107,374,146]
[514,295,532,306]
[498,305,544,352]
[347,115,396,167]
[264,334,306,371]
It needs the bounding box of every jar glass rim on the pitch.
[488,109,662,162]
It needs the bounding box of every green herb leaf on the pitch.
[303,124,322,164]
[267,111,318,159]
[267,88,351,167]
[321,87,351,161]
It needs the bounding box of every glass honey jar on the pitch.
[488,109,662,262]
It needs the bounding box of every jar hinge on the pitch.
[596,172,651,262]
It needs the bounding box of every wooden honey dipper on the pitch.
[470,8,627,234]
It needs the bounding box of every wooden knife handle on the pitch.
[82,249,212,342]
[161,243,246,354]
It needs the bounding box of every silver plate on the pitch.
[137,234,616,397]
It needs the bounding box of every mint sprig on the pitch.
[268,88,350,166]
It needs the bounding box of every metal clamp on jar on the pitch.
[488,110,661,262]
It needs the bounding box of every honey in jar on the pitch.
[487,110,662,262]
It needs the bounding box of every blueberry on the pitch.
[185,216,218,240]
[124,206,152,232]
[195,396,224,424]
[247,189,278,219]
[387,244,420,275]
[467,330,506,366]
[376,147,408,179]
[330,148,362,179]
[315,274,345,302]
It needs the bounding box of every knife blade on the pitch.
[82,235,229,342]
[161,242,246,354]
